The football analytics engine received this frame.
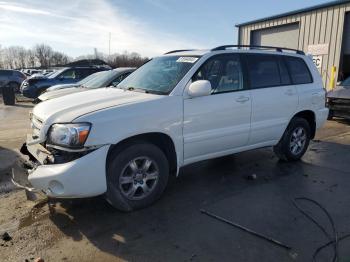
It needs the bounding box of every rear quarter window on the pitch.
[284,56,313,84]
[245,54,290,89]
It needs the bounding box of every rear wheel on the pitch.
[273,117,311,161]
[106,143,169,211]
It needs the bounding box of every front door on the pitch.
[183,54,251,164]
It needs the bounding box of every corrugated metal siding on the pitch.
[238,3,350,89]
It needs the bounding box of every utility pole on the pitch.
[108,32,111,58]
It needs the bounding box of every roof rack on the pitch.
[164,49,196,55]
[211,45,305,55]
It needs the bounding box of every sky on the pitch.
[0,0,331,58]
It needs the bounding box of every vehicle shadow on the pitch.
[12,103,33,109]
[47,144,336,261]
[333,118,350,125]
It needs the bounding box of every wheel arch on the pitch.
[292,110,316,139]
[107,132,178,177]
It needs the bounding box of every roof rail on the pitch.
[164,49,196,55]
[211,45,305,55]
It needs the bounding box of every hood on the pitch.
[33,88,160,125]
[327,85,350,99]
[39,87,85,101]
[47,83,79,92]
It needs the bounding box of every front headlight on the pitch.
[48,123,91,148]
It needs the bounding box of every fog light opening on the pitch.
[48,180,64,195]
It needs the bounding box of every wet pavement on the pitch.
[0,99,350,261]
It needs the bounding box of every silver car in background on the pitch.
[38,67,135,102]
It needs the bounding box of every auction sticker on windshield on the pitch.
[176,57,198,63]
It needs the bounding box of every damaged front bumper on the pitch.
[13,138,110,198]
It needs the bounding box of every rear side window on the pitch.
[245,54,290,89]
[284,57,313,84]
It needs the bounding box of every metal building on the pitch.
[236,0,350,89]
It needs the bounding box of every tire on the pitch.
[273,117,311,161]
[2,85,15,105]
[106,142,169,211]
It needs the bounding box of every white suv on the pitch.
[17,46,328,211]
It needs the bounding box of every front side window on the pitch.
[59,69,77,79]
[118,56,199,94]
[192,54,244,94]
[284,57,313,84]
[245,54,283,89]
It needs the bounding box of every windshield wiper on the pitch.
[122,86,165,95]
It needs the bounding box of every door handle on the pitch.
[236,96,250,103]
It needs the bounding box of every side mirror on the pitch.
[188,80,211,98]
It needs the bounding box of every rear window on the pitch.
[245,54,291,89]
[284,57,313,84]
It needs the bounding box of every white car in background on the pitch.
[16,45,328,211]
[37,68,135,102]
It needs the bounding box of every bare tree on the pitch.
[26,49,36,68]
[34,44,53,67]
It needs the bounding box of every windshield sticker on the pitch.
[176,57,198,63]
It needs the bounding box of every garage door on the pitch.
[342,13,350,54]
[251,23,300,49]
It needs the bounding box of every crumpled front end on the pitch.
[13,113,109,198]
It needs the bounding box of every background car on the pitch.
[0,69,27,93]
[327,77,350,120]
[20,66,110,99]
[45,71,102,92]
[38,67,135,102]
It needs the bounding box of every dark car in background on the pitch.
[0,69,27,92]
[38,67,135,102]
[20,66,109,99]
[327,77,350,120]
[0,69,27,105]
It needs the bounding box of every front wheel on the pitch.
[273,117,311,161]
[106,143,169,211]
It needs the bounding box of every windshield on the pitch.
[48,68,66,79]
[84,70,116,89]
[341,76,350,87]
[78,71,101,85]
[118,56,199,94]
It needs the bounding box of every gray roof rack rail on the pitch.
[211,45,305,55]
[164,49,196,55]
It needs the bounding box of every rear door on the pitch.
[244,53,298,145]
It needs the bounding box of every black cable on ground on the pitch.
[292,197,349,262]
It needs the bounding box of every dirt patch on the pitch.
[0,191,64,262]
